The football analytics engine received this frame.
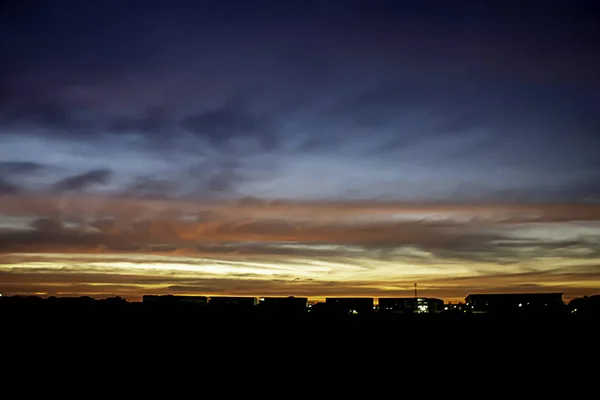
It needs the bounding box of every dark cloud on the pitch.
[89,218,129,236]
[205,169,240,192]
[107,105,172,135]
[122,177,178,199]
[0,101,88,136]
[337,77,600,141]
[480,179,600,204]
[52,169,112,192]
[195,210,220,222]
[0,161,45,175]
[187,156,251,195]
[29,218,63,233]
[181,104,277,151]
[0,177,20,194]
[0,161,47,194]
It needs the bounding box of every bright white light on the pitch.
[444,307,448,310]
[518,303,522,307]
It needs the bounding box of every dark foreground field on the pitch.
[2,302,597,369]
[2,301,596,336]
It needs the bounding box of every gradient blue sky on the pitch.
[1,0,599,301]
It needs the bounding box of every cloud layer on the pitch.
[1,195,599,300]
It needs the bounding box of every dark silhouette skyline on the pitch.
[3,291,597,316]
[4,291,599,334]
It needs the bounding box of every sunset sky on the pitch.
[1,1,599,302]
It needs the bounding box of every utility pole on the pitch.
[414,283,418,299]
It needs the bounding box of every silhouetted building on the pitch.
[47,296,96,308]
[379,297,444,314]
[465,293,564,313]
[208,296,258,307]
[142,295,208,306]
[99,296,127,305]
[0,295,45,306]
[443,302,469,313]
[258,296,308,313]
[308,302,328,315]
[569,295,600,317]
[325,297,374,315]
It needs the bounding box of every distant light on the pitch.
[518,303,522,307]
[444,307,448,310]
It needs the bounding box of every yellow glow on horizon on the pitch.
[1,250,599,302]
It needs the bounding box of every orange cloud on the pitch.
[1,193,600,301]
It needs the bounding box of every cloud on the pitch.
[181,104,276,150]
[0,161,46,175]
[0,100,75,133]
[107,105,172,135]
[188,156,245,195]
[29,217,63,233]
[1,196,600,267]
[0,178,20,194]
[122,177,178,199]
[52,169,112,192]
[0,161,49,194]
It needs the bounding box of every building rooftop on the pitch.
[466,293,563,299]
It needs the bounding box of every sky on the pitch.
[1,0,599,302]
